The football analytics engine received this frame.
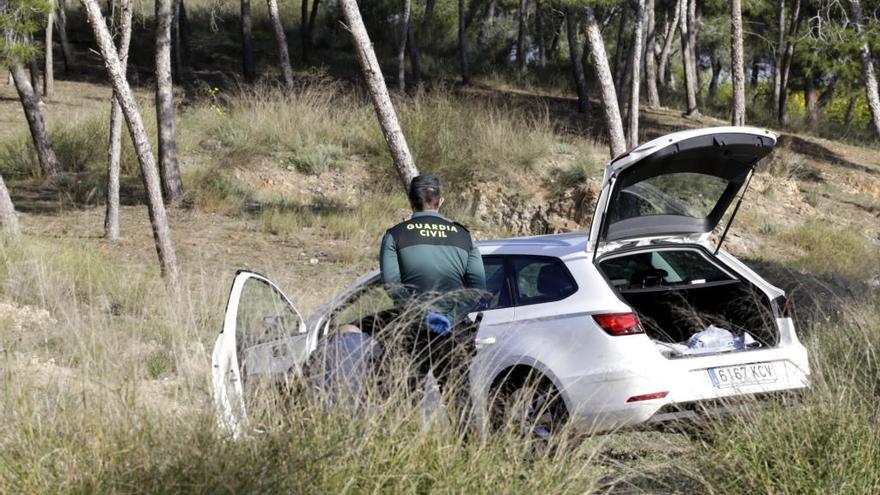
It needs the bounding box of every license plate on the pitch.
[708,362,779,389]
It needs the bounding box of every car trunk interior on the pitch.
[598,247,778,355]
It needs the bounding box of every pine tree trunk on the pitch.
[10,64,60,177]
[458,0,470,84]
[778,0,802,124]
[406,23,421,86]
[804,75,818,126]
[708,55,720,100]
[55,0,74,71]
[583,6,626,158]
[657,0,679,90]
[851,0,880,139]
[241,0,255,81]
[476,0,495,49]
[0,173,18,236]
[771,0,784,113]
[730,0,746,125]
[535,0,545,67]
[644,0,659,108]
[338,0,419,190]
[266,0,294,87]
[565,8,590,113]
[105,0,133,241]
[627,0,644,148]
[612,6,628,94]
[300,0,309,62]
[156,0,184,203]
[679,0,698,116]
[44,3,55,97]
[516,0,528,72]
[81,0,181,290]
[750,59,759,88]
[171,0,191,80]
[28,35,41,91]
[397,0,410,92]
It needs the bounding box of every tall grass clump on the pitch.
[396,90,558,188]
[196,76,378,161]
[0,111,142,178]
[0,243,611,493]
[694,300,880,494]
[778,222,880,280]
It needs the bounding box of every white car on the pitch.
[212,126,811,436]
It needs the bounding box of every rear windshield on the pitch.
[608,172,731,224]
[600,249,734,290]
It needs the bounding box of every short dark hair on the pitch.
[408,174,442,211]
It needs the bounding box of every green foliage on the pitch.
[287,143,345,175]
[0,0,52,64]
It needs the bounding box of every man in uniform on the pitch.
[379,173,486,399]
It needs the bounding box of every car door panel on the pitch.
[212,271,307,435]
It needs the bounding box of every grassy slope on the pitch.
[1,36,880,495]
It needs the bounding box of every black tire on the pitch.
[490,371,568,439]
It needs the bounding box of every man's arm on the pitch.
[464,244,486,290]
[379,232,408,303]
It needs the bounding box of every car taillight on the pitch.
[626,391,669,403]
[593,312,644,336]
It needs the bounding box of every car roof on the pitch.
[476,231,588,257]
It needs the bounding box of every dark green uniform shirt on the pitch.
[380,211,486,320]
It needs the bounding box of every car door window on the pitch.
[330,282,397,334]
[482,256,512,310]
[236,277,304,351]
[512,257,577,306]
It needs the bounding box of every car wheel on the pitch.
[490,372,568,439]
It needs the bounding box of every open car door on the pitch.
[212,270,310,436]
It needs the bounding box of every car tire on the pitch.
[490,371,568,439]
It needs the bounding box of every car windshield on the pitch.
[608,172,731,223]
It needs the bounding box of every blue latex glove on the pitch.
[426,312,452,336]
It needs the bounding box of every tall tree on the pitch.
[240,0,255,81]
[644,0,659,107]
[517,0,528,72]
[43,0,53,97]
[9,66,60,176]
[627,0,645,148]
[565,7,590,113]
[771,0,785,114]
[730,0,745,125]
[266,0,294,87]
[338,0,419,189]
[679,0,698,116]
[54,0,73,70]
[850,0,880,139]
[777,0,802,124]
[81,0,181,289]
[397,0,411,92]
[583,5,626,157]
[458,0,470,83]
[0,173,18,236]
[657,0,681,91]
[155,0,184,203]
[105,0,133,241]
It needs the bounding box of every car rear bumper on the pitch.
[559,344,811,434]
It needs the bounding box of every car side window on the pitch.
[481,256,512,310]
[330,282,396,329]
[512,257,577,306]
